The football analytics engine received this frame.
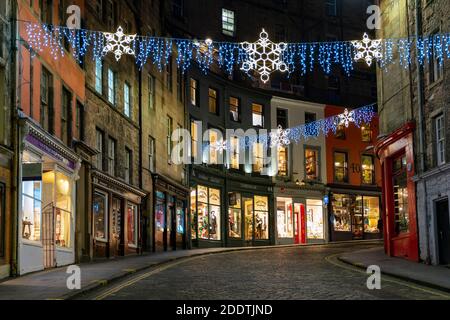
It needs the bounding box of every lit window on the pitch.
[107,68,116,105]
[191,120,199,159]
[253,142,264,173]
[305,148,319,180]
[252,103,264,127]
[208,88,218,114]
[277,198,293,238]
[361,155,375,185]
[93,191,108,241]
[222,8,235,36]
[228,192,242,238]
[229,136,240,169]
[335,123,346,139]
[229,96,240,122]
[127,203,138,247]
[124,83,131,117]
[208,129,222,165]
[190,78,198,106]
[436,114,446,166]
[194,185,221,240]
[361,123,372,142]
[392,155,409,234]
[334,151,348,183]
[53,172,72,248]
[95,59,103,94]
[278,147,288,176]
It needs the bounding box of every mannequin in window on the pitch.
[210,211,217,235]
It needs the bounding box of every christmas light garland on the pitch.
[23,21,450,82]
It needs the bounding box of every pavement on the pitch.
[339,246,450,293]
[0,241,448,300]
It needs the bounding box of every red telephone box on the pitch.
[294,203,306,244]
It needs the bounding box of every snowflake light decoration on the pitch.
[241,29,288,83]
[103,26,137,61]
[338,108,355,128]
[270,125,291,148]
[351,33,383,67]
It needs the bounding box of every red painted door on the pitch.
[294,203,307,244]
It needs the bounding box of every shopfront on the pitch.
[329,191,382,241]
[92,171,145,259]
[18,120,81,275]
[153,174,188,252]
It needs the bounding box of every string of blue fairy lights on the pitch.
[23,21,450,78]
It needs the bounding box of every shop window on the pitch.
[208,88,218,114]
[305,148,319,180]
[361,123,372,142]
[93,191,108,241]
[353,196,364,239]
[392,155,409,234]
[254,196,269,240]
[253,141,265,173]
[190,188,197,240]
[222,8,235,37]
[107,68,116,105]
[195,185,221,241]
[229,136,240,170]
[334,151,348,183]
[127,203,138,247]
[190,78,198,107]
[21,153,42,242]
[229,96,240,122]
[361,155,375,185]
[332,194,351,232]
[155,191,165,233]
[252,103,264,127]
[277,198,293,238]
[147,74,155,110]
[335,123,345,139]
[124,83,131,118]
[176,201,185,234]
[95,59,103,94]
[363,197,380,233]
[306,199,324,239]
[228,193,242,238]
[435,114,446,166]
[278,146,288,176]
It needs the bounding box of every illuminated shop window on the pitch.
[155,191,166,233]
[93,191,108,241]
[228,192,242,238]
[392,155,409,234]
[277,198,293,238]
[127,203,138,247]
[306,199,324,240]
[195,185,221,241]
[305,148,319,180]
[254,196,269,240]
[363,197,380,233]
[190,188,197,240]
[176,201,185,234]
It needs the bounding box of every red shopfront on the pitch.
[375,122,419,262]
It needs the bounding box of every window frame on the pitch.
[149,136,155,172]
[252,103,264,127]
[148,74,155,110]
[95,58,103,94]
[107,137,116,176]
[208,87,218,115]
[190,78,199,107]
[229,96,240,122]
[93,190,108,242]
[107,68,116,106]
[435,114,446,166]
[222,8,236,37]
[124,82,131,118]
[361,154,375,185]
[304,146,321,181]
[334,151,349,183]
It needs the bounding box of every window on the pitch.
[335,123,346,139]
[429,34,444,85]
[21,153,42,242]
[222,8,235,36]
[167,116,173,160]
[95,59,103,94]
[306,199,324,239]
[148,74,155,109]
[172,0,183,17]
[326,0,337,16]
[190,188,197,240]
[93,191,108,241]
[166,56,173,92]
[392,155,409,235]
[208,129,221,165]
[40,67,54,133]
[254,196,269,240]
[148,136,155,172]
[177,69,183,102]
[191,120,199,160]
[61,87,72,146]
[229,96,240,122]
[107,137,116,176]
[252,103,264,127]
[176,201,184,234]
[277,108,288,128]
[361,155,375,185]
[40,0,53,24]
[107,68,116,105]
[95,129,104,170]
[228,193,242,238]
[361,123,372,142]
[76,101,85,141]
[328,75,340,103]
[305,148,319,180]
[190,78,198,106]
[124,83,131,117]
[194,185,221,240]
[52,172,72,248]
[127,203,138,247]
[103,0,117,30]
[435,114,446,166]
[278,147,288,176]
[334,152,348,183]
[208,88,218,114]
[253,141,265,173]
[305,112,316,124]
[277,198,293,238]
[229,136,240,170]
[0,184,4,257]
[125,148,132,184]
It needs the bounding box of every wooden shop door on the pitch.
[111,197,124,257]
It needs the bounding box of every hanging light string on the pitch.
[21,20,450,77]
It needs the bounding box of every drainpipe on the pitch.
[414,0,429,263]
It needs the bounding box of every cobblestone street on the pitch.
[81,244,450,300]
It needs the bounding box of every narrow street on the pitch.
[79,244,450,300]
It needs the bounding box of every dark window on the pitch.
[326,0,337,16]
[125,148,132,184]
[305,112,316,124]
[229,96,240,122]
[0,183,4,257]
[61,87,72,146]
[149,136,155,172]
[172,0,184,17]
[107,137,116,176]
[208,88,218,114]
[40,67,54,134]
[95,128,105,170]
[40,0,53,24]
[177,69,184,102]
[76,101,85,141]
[166,56,173,92]
[334,151,348,183]
[277,108,288,128]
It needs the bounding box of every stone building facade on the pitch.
[375,0,450,264]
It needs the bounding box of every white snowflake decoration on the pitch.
[338,108,355,128]
[270,125,291,148]
[212,140,227,153]
[241,29,288,83]
[103,26,137,61]
[351,33,383,67]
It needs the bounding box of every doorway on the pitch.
[294,203,306,244]
[111,197,123,257]
[436,199,450,265]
